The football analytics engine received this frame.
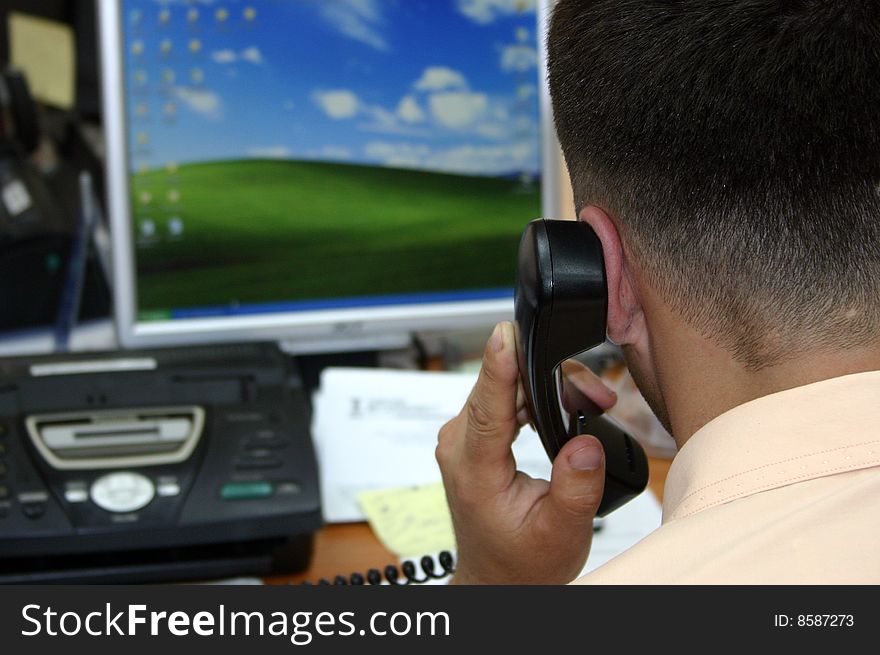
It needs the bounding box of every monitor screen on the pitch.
[101,0,560,350]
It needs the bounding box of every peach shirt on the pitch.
[575,371,880,584]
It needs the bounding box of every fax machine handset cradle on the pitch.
[514,218,649,517]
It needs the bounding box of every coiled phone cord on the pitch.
[302,551,455,586]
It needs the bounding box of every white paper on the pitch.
[312,367,552,523]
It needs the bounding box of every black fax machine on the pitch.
[0,342,321,583]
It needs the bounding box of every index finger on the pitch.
[461,321,520,466]
[560,359,617,415]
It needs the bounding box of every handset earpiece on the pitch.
[514,219,648,516]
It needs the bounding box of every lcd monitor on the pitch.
[100,0,562,351]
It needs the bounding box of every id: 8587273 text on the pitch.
[773,614,854,627]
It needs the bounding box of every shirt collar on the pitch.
[662,370,880,522]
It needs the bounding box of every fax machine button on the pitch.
[235,456,283,471]
[220,481,273,500]
[276,481,301,495]
[64,482,89,504]
[22,503,46,520]
[17,490,48,504]
[157,480,181,497]
[91,472,155,513]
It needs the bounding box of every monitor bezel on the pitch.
[100,0,564,351]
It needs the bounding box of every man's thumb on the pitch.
[546,435,606,527]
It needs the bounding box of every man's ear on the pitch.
[578,206,645,345]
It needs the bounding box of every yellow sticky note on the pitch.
[357,483,456,558]
[9,12,75,109]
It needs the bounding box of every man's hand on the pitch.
[436,321,616,584]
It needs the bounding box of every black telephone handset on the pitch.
[514,219,649,516]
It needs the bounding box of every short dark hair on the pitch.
[548,0,880,369]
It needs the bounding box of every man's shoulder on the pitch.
[573,464,880,585]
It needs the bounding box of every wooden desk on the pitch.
[265,456,672,584]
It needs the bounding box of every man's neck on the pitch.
[649,316,880,449]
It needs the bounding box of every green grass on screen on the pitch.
[134,159,541,313]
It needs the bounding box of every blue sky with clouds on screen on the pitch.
[125,0,541,177]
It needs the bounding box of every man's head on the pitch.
[548,0,880,364]
[547,0,880,435]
